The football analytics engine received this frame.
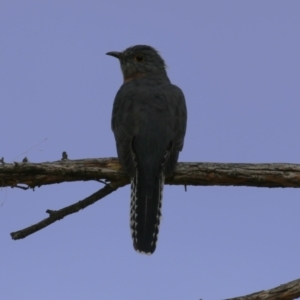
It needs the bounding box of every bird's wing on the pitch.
[111,84,140,177]
[163,84,187,176]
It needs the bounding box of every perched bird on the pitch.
[107,45,187,254]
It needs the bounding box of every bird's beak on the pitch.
[106,51,122,59]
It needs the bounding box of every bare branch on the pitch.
[225,277,300,300]
[4,157,300,299]
[10,180,126,240]
[1,157,300,189]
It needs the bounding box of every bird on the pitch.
[107,45,187,254]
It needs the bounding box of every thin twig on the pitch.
[10,180,126,240]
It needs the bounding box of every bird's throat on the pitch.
[124,72,146,83]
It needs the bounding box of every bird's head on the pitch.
[106,45,167,82]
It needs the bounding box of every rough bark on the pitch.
[225,277,300,300]
[1,157,300,189]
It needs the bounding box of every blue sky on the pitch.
[1,1,300,299]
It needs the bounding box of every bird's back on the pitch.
[112,75,186,177]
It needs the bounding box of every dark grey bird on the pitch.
[107,45,187,254]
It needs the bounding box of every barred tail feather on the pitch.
[130,168,165,254]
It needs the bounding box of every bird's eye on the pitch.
[134,54,144,62]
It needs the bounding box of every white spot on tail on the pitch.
[130,171,138,243]
[129,166,165,252]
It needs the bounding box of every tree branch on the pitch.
[225,277,300,300]
[3,157,300,300]
[1,157,300,188]
[10,180,126,240]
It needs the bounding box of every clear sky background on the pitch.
[1,1,300,299]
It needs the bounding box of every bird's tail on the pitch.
[130,165,165,254]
